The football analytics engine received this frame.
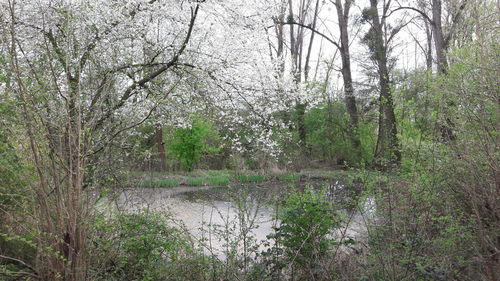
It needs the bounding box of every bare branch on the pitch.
[0,255,37,273]
[387,16,419,44]
[385,6,434,25]
[270,21,341,50]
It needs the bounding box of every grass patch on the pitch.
[139,179,180,188]
[186,178,205,186]
[206,176,230,186]
[131,169,372,188]
[185,176,230,186]
[235,174,266,183]
[278,173,301,182]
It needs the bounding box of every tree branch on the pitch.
[387,16,418,44]
[91,4,200,131]
[385,6,434,26]
[0,254,37,273]
[444,0,468,47]
[270,21,340,50]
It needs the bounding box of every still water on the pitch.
[105,181,373,256]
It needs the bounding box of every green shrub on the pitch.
[0,120,35,279]
[303,102,376,166]
[170,118,220,171]
[270,186,341,278]
[89,211,208,281]
[358,175,474,281]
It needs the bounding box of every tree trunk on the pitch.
[432,0,448,74]
[424,18,433,71]
[304,0,320,81]
[335,0,361,156]
[156,124,166,171]
[275,0,286,76]
[369,0,401,168]
[6,2,200,279]
[288,0,309,150]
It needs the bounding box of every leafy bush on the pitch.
[304,102,376,166]
[0,103,29,210]
[170,118,220,171]
[270,186,341,279]
[0,105,36,279]
[358,175,474,281]
[89,211,208,281]
[432,42,499,280]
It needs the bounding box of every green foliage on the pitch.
[185,176,230,186]
[0,134,25,208]
[359,174,474,281]
[431,42,499,279]
[272,186,341,274]
[0,98,28,209]
[186,177,205,186]
[0,89,36,280]
[170,118,220,171]
[304,102,375,166]
[205,176,230,186]
[89,211,208,281]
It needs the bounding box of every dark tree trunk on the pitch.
[156,124,166,171]
[432,0,448,74]
[368,0,401,168]
[335,0,361,155]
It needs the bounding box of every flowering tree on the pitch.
[2,0,201,279]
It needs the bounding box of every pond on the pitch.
[105,179,374,257]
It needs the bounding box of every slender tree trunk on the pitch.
[335,0,361,156]
[304,0,320,81]
[276,1,286,76]
[156,124,166,171]
[288,0,297,74]
[369,0,401,168]
[424,18,433,71]
[6,2,200,279]
[288,0,309,149]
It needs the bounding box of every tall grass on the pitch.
[186,176,230,186]
[139,179,180,188]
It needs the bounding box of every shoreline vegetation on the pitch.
[134,169,372,188]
